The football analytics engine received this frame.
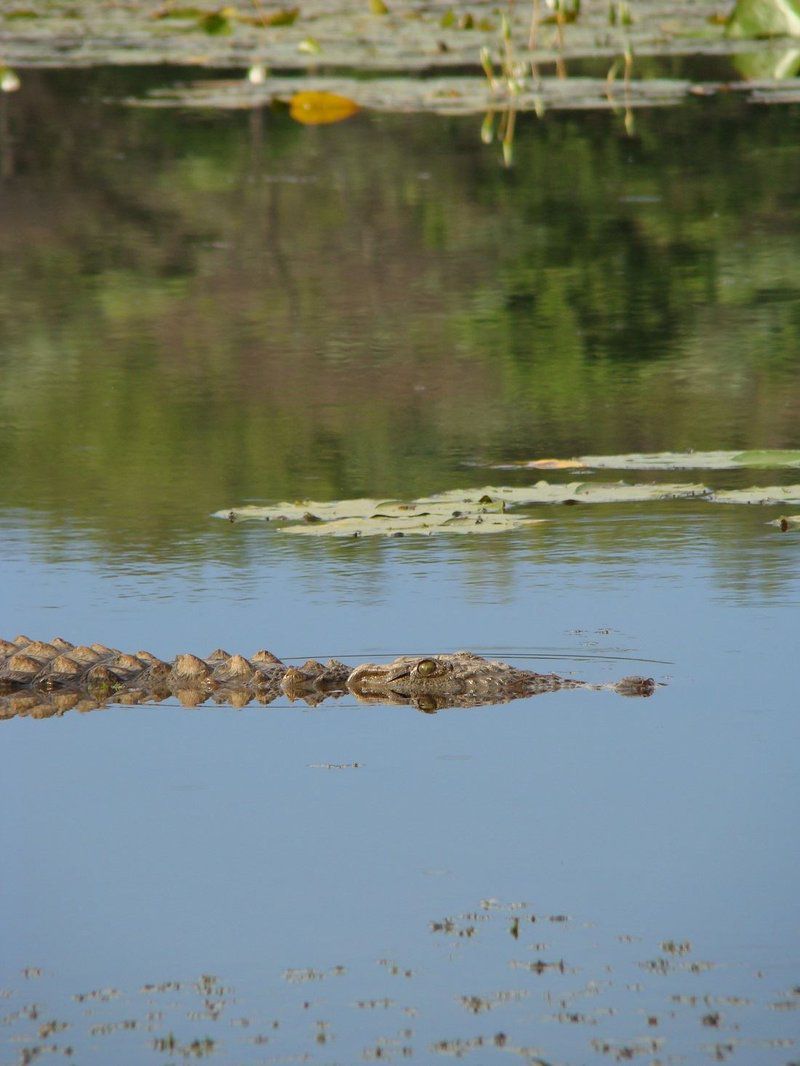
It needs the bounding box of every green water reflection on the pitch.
[0,70,799,555]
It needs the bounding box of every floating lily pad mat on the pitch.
[0,0,783,73]
[488,450,800,471]
[125,74,800,116]
[213,481,713,537]
[286,511,547,537]
[215,495,545,537]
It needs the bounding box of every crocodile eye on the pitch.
[416,658,437,676]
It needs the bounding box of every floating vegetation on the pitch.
[510,957,573,974]
[214,494,546,536]
[4,910,797,1065]
[71,988,120,1003]
[661,939,692,955]
[727,0,800,39]
[307,761,361,769]
[487,449,800,471]
[0,0,776,74]
[378,958,414,978]
[213,475,800,537]
[713,484,800,505]
[591,1035,664,1058]
[126,70,773,116]
[152,1032,216,1056]
[213,481,715,537]
[282,966,346,983]
[289,89,359,125]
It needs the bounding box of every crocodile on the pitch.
[0,637,656,720]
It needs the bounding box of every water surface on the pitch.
[1,71,798,1064]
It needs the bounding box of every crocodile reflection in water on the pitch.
[0,638,656,719]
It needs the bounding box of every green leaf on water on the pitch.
[727,0,800,38]
[733,46,800,78]
[731,449,800,466]
[199,9,233,35]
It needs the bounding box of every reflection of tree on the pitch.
[0,72,799,559]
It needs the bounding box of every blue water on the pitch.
[2,504,799,1063]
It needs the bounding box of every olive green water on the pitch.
[0,71,799,1065]
[2,71,799,552]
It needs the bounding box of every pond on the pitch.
[1,69,799,1064]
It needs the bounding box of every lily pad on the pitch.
[727,0,800,39]
[212,478,800,538]
[732,449,800,466]
[420,482,711,506]
[285,512,547,537]
[213,498,382,523]
[215,496,520,533]
[712,484,800,505]
[489,450,800,471]
[213,479,711,537]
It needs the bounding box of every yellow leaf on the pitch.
[525,458,587,469]
[289,91,360,126]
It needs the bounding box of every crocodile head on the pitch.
[346,652,525,712]
[348,654,459,695]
